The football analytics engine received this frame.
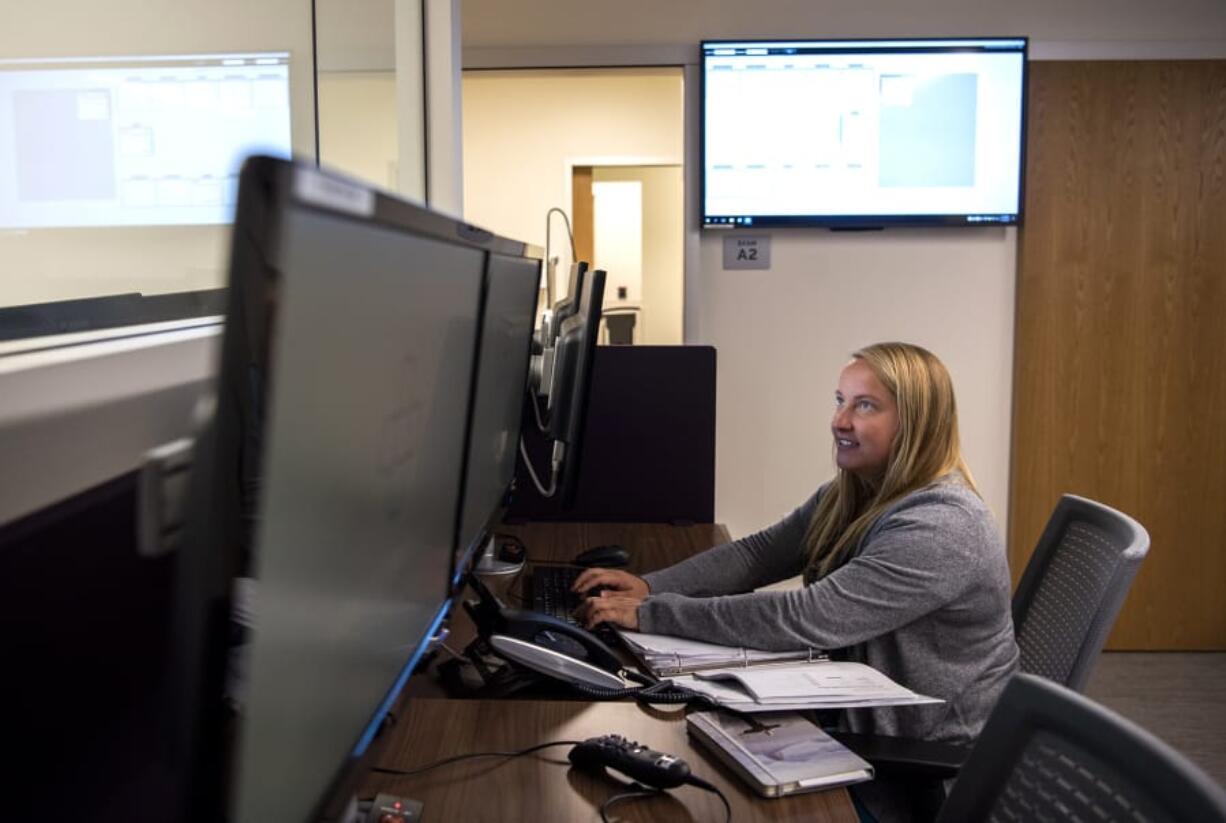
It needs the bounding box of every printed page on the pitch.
[695,661,918,702]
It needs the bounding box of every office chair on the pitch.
[935,672,1226,822]
[1012,493,1150,690]
[600,305,639,345]
[833,494,1151,783]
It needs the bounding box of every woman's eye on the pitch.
[857,400,875,411]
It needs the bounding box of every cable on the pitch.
[567,672,723,708]
[595,777,732,823]
[529,386,549,433]
[543,207,577,314]
[518,436,557,497]
[687,775,733,823]
[545,206,578,263]
[600,786,662,823]
[372,739,582,779]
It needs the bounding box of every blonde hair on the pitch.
[803,342,978,581]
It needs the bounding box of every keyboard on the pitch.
[530,564,584,625]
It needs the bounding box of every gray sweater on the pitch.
[639,478,1019,747]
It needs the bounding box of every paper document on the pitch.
[671,661,942,712]
[697,661,910,701]
[617,629,820,676]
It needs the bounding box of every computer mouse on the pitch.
[573,544,630,568]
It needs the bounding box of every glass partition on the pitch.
[0,0,316,339]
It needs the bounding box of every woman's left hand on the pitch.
[574,589,644,631]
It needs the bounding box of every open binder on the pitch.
[618,630,940,712]
[617,629,827,676]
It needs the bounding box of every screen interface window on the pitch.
[0,53,292,229]
[703,39,1025,223]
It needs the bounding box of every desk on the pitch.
[375,522,858,822]
[363,698,857,823]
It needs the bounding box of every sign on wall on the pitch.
[722,235,770,270]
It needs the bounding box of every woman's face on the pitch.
[832,359,900,481]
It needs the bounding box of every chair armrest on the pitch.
[829,731,970,780]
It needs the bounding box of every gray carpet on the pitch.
[1085,652,1226,787]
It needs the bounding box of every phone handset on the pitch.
[463,574,626,689]
[490,609,627,690]
[495,606,622,667]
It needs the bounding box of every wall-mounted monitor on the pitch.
[701,37,1028,229]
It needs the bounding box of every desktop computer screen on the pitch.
[547,267,606,508]
[172,156,539,822]
[454,252,542,578]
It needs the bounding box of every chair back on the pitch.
[1012,494,1149,690]
[937,673,1226,822]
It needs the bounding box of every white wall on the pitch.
[318,72,399,190]
[461,69,683,259]
[700,229,1016,537]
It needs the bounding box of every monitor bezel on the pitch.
[450,251,543,588]
[699,36,1029,230]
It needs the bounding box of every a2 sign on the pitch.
[722,235,771,270]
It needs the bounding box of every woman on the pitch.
[574,342,1018,822]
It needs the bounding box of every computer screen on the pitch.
[172,156,534,822]
[547,268,606,507]
[454,252,542,578]
[549,260,588,344]
[0,52,292,229]
[702,37,1028,228]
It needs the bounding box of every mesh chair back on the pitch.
[1012,494,1149,691]
[937,674,1226,823]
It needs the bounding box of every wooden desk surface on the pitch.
[364,698,858,823]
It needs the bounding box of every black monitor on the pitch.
[548,260,588,343]
[172,155,535,822]
[453,252,542,579]
[546,268,606,507]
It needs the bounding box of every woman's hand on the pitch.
[571,568,649,600]
[573,589,644,631]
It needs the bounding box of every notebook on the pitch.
[686,709,874,797]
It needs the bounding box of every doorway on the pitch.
[460,67,685,343]
[572,164,683,345]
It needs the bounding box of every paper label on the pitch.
[293,167,375,217]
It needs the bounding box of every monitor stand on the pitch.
[471,534,526,576]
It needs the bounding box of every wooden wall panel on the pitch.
[572,165,595,266]
[1011,61,1226,649]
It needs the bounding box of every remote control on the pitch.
[568,734,692,788]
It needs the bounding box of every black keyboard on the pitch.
[530,564,584,624]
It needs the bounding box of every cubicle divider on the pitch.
[1,471,178,822]
[508,345,716,524]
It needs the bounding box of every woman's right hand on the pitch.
[571,567,649,600]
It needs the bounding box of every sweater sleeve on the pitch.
[641,490,821,597]
[637,486,994,652]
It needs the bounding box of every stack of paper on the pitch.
[673,662,942,712]
[617,630,820,676]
